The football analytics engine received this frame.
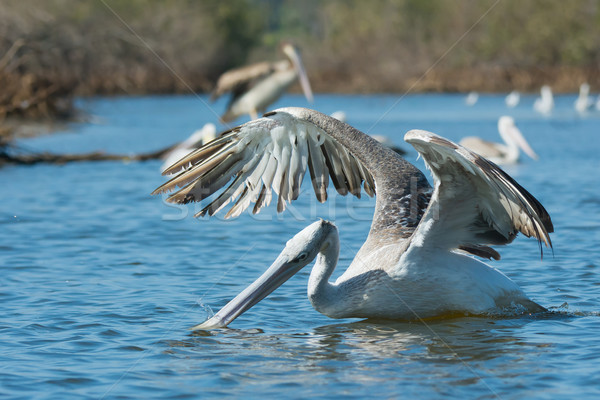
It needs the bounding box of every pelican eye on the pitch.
[294,252,308,263]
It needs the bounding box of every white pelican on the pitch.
[465,92,479,106]
[574,83,593,114]
[534,85,554,115]
[211,43,313,123]
[152,108,553,329]
[161,123,217,173]
[459,116,538,165]
[505,91,520,108]
[597,95,600,111]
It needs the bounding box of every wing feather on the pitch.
[153,109,376,219]
[404,130,553,258]
[321,141,349,195]
[306,135,329,202]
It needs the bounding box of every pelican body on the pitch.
[534,85,554,115]
[459,116,538,165]
[505,91,520,108]
[465,92,479,106]
[575,83,593,114]
[211,43,313,123]
[153,108,553,329]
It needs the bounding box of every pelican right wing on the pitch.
[404,130,553,259]
[152,109,376,219]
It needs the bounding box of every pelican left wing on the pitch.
[404,130,553,258]
[152,110,375,218]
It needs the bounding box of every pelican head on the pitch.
[191,220,337,330]
[280,42,313,103]
[498,116,538,160]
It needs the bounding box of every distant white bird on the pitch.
[460,116,538,165]
[596,95,600,111]
[465,92,479,106]
[534,85,554,115]
[211,42,313,123]
[575,83,593,114]
[152,107,552,329]
[161,123,217,173]
[505,91,520,108]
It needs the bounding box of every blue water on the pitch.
[2,94,599,399]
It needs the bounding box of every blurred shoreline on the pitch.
[1,0,599,131]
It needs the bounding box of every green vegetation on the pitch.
[0,0,599,122]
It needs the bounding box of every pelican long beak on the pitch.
[284,45,313,103]
[191,254,305,330]
[510,127,538,160]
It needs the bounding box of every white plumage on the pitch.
[459,116,538,165]
[534,85,554,115]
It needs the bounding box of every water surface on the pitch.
[2,94,599,399]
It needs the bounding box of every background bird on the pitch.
[211,42,313,123]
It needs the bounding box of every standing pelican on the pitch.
[161,123,217,173]
[459,116,538,165]
[211,43,313,123]
[153,108,552,329]
[534,85,554,115]
[574,83,593,114]
[505,91,520,108]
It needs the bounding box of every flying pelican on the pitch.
[152,108,553,329]
[465,92,479,106]
[574,83,593,114]
[211,43,313,123]
[534,85,554,115]
[505,91,520,108]
[459,116,538,165]
[161,123,217,173]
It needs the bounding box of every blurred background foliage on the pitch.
[0,0,599,120]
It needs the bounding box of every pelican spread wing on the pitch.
[405,130,552,259]
[153,107,552,260]
[153,108,377,219]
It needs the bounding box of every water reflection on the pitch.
[161,315,590,397]
[171,314,577,368]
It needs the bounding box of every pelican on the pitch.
[211,43,313,123]
[534,85,554,115]
[465,92,479,106]
[459,116,538,165]
[574,83,593,114]
[152,108,553,329]
[505,91,520,108]
[161,123,217,173]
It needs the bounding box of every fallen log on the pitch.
[0,142,176,166]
